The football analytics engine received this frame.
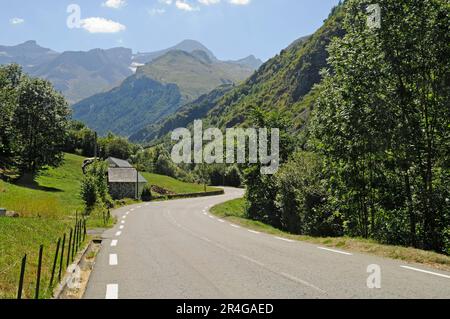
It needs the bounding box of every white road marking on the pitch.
[275,236,294,243]
[121,220,125,224]
[111,240,118,247]
[130,209,135,212]
[109,254,118,266]
[281,272,326,294]
[208,215,215,219]
[137,206,142,209]
[401,266,450,279]
[119,225,125,230]
[203,212,208,216]
[240,255,265,267]
[230,224,241,229]
[248,230,261,234]
[105,284,118,299]
[115,231,122,237]
[122,216,127,219]
[317,247,353,256]
[218,219,225,223]
[126,212,129,216]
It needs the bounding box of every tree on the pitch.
[0,64,22,173]
[13,77,70,174]
[310,0,449,252]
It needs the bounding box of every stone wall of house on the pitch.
[109,182,146,200]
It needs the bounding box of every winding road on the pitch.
[84,187,450,299]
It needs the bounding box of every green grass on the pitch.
[0,153,85,218]
[211,198,450,273]
[0,153,99,299]
[141,172,219,195]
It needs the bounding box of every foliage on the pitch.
[275,152,343,236]
[309,0,450,253]
[81,160,112,213]
[141,184,153,202]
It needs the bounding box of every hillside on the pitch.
[130,84,235,143]
[73,49,255,137]
[31,48,133,104]
[136,50,254,102]
[72,75,182,137]
[134,5,344,144]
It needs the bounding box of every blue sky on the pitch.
[0,0,340,61]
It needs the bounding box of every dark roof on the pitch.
[108,168,147,183]
[107,157,133,168]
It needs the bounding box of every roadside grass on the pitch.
[141,172,220,194]
[211,198,450,273]
[0,153,107,299]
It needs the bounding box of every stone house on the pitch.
[107,157,147,200]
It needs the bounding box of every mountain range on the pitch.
[130,5,345,144]
[71,46,258,136]
[0,40,262,104]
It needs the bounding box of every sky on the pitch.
[0,0,340,61]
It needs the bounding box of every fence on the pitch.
[16,215,87,299]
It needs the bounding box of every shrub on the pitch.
[80,175,97,209]
[141,184,152,202]
[275,152,343,237]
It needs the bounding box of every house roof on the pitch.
[108,168,147,183]
[107,157,133,168]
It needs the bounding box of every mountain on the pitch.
[31,47,133,104]
[136,50,254,102]
[133,39,217,64]
[228,55,263,70]
[130,84,235,143]
[72,47,255,137]
[0,40,58,70]
[71,75,182,137]
[132,4,345,144]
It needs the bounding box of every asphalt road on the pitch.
[84,187,450,299]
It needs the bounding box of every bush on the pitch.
[225,165,242,187]
[275,152,343,237]
[80,175,97,209]
[141,184,152,202]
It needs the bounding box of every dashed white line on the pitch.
[109,254,118,266]
[122,216,127,220]
[115,231,122,237]
[111,240,118,247]
[121,220,125,224]
[240,255,265,267]
[275,236,294,243]
[119,225,125,230]
[280,272,326,294]
[248,230,261,234]
[230,224,241,229]
[317,247,353,256]
[217,219,225,223]
[401,266,450,279]
[208,215,215,219]
[105,284,118,299]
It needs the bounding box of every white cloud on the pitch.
[175,1,199,11]
[80,17,126,33]
[149,8,166,16]
[102,0,127,9]
[10,17,24,25]
[228,0,251,5]
[198,0,220,5]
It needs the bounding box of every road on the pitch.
[84,187,450,299]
